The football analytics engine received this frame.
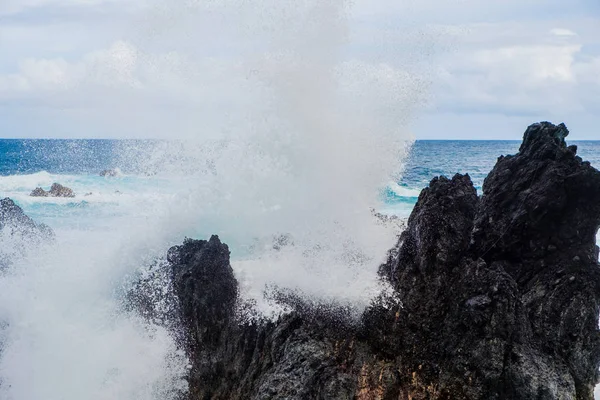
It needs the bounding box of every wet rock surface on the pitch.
[0,198,54,237]
[0,198,54,268]
[30,182,75,198]
[169,122,600,399]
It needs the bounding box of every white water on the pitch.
[0,0,432,398]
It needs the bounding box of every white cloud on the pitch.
[427,20,600,122]
[471,44,580,82]
[575,56,600,84]
[0,0,599,138]
[0,0,141,16]
[0,37,427,139]
[0,41,141,95]
[550,28,577,37]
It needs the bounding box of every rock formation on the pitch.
[30,182,75,198]
[0,198,54,268]
[168,122,600,399]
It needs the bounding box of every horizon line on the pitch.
[0,138,598,142]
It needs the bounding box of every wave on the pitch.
[0,171,64,192]
[0,220,189,399]
[386,181,422,198]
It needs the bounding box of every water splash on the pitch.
[0,0,432,398]
[0,225,189,399]
[113,0,425,310]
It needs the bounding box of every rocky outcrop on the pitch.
[169,236,359,399]
[30,183,75,198]
[168,122,600,399]
[0,198,54,268]
[374,122,600,399]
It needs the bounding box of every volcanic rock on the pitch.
[169,122,600,400]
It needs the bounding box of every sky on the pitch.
[0,0,599,140]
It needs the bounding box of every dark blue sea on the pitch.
[2,139,600,223]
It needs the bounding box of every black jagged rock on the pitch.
[168,122,600,400]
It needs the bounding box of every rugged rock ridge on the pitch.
[375,121,600,399]
[169,122,600,399]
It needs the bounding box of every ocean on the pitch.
[0,138,599,398]
[3,139,600,227]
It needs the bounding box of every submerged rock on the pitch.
[168,122,600,400]
[30,183,75,198]
[100,168,121,177]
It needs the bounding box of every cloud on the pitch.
[551,28,577,37]
[428,20,600,124]
[0,41,140,95]
[0,0,599,138]
[0,37,427,139]
[0,0,141,17]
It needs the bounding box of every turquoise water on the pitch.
[2,139,600,229]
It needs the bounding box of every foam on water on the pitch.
[0,171,59,192]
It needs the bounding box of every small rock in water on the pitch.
[30,183,75,198]
[49,183,74,197]
[30,187,48,197]
[100,168,120,177]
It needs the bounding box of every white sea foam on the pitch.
[0,171,61,192]
[0,226,189,400]
[387,181,422,198]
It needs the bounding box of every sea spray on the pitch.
[0,0,432,398]
[0,224,189,399]
[112,0,424,310]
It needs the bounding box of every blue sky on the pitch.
[0,0,599,140]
